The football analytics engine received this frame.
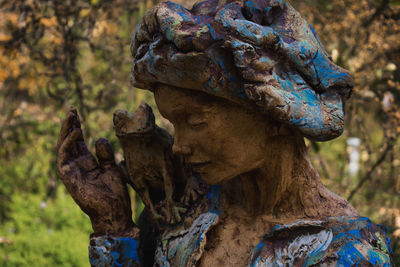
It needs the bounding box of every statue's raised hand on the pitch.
[57,108,137,237]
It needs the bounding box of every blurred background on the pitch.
[0,0,399,265]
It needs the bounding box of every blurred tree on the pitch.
[0,0,157,265]
[0,0,399,265]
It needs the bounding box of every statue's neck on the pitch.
[220,135,358,220]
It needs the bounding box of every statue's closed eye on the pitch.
[190,122,208,130]
[187,115,208,129]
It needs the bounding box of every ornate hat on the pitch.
[131,0,354,141]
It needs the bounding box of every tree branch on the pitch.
[347,136,396,201]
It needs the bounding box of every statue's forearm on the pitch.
[90,216,138,238]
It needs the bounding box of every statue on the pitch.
[57,0,393,266]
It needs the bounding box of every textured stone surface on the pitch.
[131,0,354,141]
[57,0,393,266]
[154,185,221,267]
[113,103,196,224]
[89,236,140,267]
[249,217,393,266]
[57,108,138,237]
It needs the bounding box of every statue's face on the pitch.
[155,85,273,185]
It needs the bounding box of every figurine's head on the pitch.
[131,0,354,141]
[113,103,155,137]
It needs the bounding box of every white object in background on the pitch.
[347,137,361,176]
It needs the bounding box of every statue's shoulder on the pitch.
[154,185,221,267]
[249,216,393,267]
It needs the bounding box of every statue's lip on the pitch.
[190,161,212,170]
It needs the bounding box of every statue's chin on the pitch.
[197,168,239,186]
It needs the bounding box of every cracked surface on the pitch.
[57,108,138,237]
[131,0,354,141]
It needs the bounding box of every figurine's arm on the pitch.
[57,108,140,266]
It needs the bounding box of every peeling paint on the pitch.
[249,217,393,266]
[89,236,140,267]
[154,185,221,266]
[131,0,354,141]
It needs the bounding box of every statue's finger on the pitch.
[95,138,115,165]
[57,108,82,148]
[57,108,78,149]
[57,128,83,171]
[160,207,171,224]
[64,111,93,158]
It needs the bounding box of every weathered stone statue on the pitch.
[57,0,393,266]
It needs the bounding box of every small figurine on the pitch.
[113,103,201,224]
